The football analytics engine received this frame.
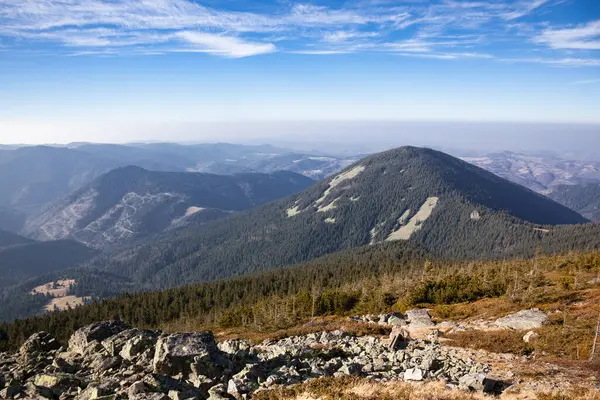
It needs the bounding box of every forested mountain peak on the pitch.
[285,146,586,229]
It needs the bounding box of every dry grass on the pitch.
[253,378,492,400]
[446,330,533,356]
[31,279,76,297]
[44,295,87,312]
[430,298,518,321]
[252,377,600,400]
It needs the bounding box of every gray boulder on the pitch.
[495,309,547,330]
[405,309,434,328]
[458,373,497,393]
[102,329,158,361]
[153,332,230,380]
[68,321,129,355]
[19,332,61,358]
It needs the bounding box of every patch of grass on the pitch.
[253,377,600,400]
[446,330,534,356]
[253,378,492,400]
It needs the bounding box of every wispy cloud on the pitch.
[535,20,600,50]
[176,32,276,57]
[501,57,600,67]
[570,78,600,85]
[0,0,596,63]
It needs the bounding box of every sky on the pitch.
[0,0,599,145]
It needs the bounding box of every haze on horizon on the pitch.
[0,0,598,154]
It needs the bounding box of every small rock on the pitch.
[404,368,424,381]
[207,384,231,400]
[33,373,82,397]
[389,326,409,350]
[459,373,489,392]
[128,381,148,397]
[131,394,170,400]
[523,331,539,343]
[103,329,158,361]
[19,332,61,358]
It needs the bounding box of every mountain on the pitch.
[24,166,314,247]
[461,151,600,194]
[191,152,363,180]
[77,146,589,292]
[240,153,362,180]
[0,230,34,249]
[548,183,600,222]
[0,146,126,214]
[0,239,97,288]
[0,208,26,233]
[0,144,358,215]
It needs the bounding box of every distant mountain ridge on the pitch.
[24,166,314,248]
[461,151,600,193]
[75,146,589,292]
[0,143,358,219]
[549,183,600,222]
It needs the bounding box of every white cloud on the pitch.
[0,0,592,63]
[570,78,600,85]
[500,57,600,67]
[395,51,494,59]
[535,20,600,50]
[176,32,276,58]
[502,0,549,20]
[323,30,379,43]
[290,50,353,55]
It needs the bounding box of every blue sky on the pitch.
[0,0,599,144]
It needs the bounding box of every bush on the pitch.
[409,274,506,305]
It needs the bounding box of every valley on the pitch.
[30,280,89,312]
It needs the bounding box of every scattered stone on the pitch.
[0,320,497,400]
[404,368,424,381]
[389,326,409,350]
[103,329,158,360]
[128,381,148,397]
[153,332,229,380]
[459,373,498,393]
[406,309,435,328]
[19,332,61,358]
[523,331,540,343]
[68,320,129,355]
[495,309,548,330]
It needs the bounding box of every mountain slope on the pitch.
[0,146,126,213]
[0,239,97,288]
[0,230,34,249]
[80,146,588,290]
[24,167,314,247]
[0,208,26,233]
[461,151,600,193]
[549,183,600,222]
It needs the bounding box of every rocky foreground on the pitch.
[0,312,509,400]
